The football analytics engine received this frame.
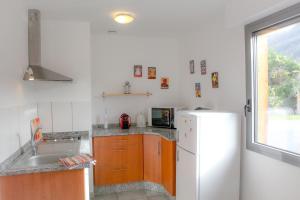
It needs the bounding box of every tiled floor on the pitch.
[94,190,171,200]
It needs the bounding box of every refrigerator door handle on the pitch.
[177,149,179,161]
[176,130,179,143]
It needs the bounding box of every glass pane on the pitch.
[255,21,300,154]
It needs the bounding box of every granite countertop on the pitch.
[92,125,177,141]
[0,132,91,176]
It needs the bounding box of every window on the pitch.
[245,3,300,166]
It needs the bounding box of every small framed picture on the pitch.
[161,77,169,89]
[148,67,156,79]
[200,60,207,75]
[134,65,143,77]
[195,83,201,97]
[211,72,219,88]
[189,60,195,74]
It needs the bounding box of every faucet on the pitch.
[31,134,38,156]
[30,128,40,156]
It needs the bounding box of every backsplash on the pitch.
[37,101,91,133]
[0,101,91,163]
[0,104,37,163]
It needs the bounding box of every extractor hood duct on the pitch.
[23,9,73,82]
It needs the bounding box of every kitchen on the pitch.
[2,0,300,200]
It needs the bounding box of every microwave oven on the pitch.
[148,107,183,129]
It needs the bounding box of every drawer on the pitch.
[93,135,144,186]
[111,168,128,183]
[95,148,128,168]
[128,134,143,145]
[111,139,128,150]
[94,136,128,150]
[94,166,128,185]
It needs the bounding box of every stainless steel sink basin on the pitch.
[37,141,80,155]
[12,153,73,168]
[27,154,71,166]
[11,139,81,168]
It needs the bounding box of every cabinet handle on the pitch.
[158,141,161,156]
[176,130,179,143]
[177,149,179,161]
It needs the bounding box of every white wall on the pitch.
[225,0,300,27]
[178,20,245,112]
[91,34,180,124]
[178,1,300,200]
[37,101,91,133]
[0,0,28,107]
[0,18,92,162]
[0,0,38,163]
[27,20,92,134]
[30,20,93,135]
[26,20,92,102]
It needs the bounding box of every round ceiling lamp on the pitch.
[114,13,134,24]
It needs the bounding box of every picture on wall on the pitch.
[189,60,195,74]
[134,65,143,77]
[161,77,169,89]
[195,83,201,97]
[200,60,207,75]
[148,67,156,79]
[211,72,219,88]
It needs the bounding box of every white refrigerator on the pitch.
[176,111,240,200]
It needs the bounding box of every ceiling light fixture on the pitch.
[114,13,134,24]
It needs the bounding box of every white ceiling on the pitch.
[26,0,226,36]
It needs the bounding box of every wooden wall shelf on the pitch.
[102,92,152,98]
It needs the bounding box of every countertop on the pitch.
[0,132,91,176]
[92,125,177,141]
[0,126,176,176]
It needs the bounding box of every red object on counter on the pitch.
[119,113,131,129]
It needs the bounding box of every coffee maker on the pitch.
[119,113,131,129]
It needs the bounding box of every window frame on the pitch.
[245,2,300,167]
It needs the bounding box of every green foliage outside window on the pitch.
[268,49,300,112]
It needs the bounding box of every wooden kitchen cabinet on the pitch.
[0,169,85,200]
[93,135,144,186]
[161,138,176,196]
[93,136,128,186]
[128,135,144,182]
[93,134,176,196]
[143,135,162,184]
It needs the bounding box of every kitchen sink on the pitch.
[37,140,80,155]
[12,138,81,168]
[27,154,70,167]
[12,153,73,168]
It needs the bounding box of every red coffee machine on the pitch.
[119,113,131,129]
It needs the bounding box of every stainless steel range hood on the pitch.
[23,9,73,82]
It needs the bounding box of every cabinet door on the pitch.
[0,169,85,200]
[144,134,161,184]
[127,135,144,182]
[162,138,176,196]
[93,136,129,186]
